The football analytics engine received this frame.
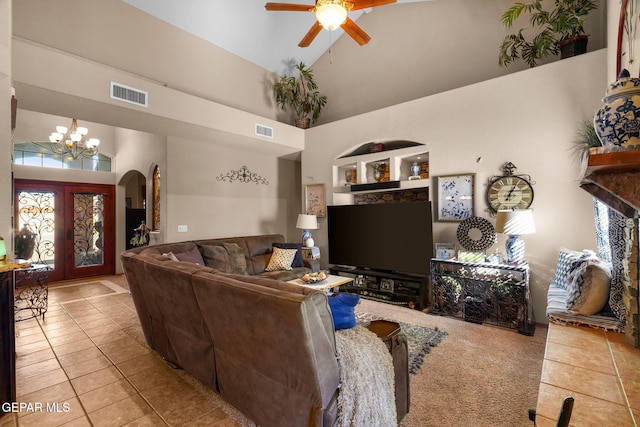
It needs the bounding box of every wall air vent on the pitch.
[255,124,274,139]
[110,82,148,108]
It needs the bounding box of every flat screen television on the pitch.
[327,201,434,276]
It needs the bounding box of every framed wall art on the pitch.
[436,174,475,222]
[305,184,326,218]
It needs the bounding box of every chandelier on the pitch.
[48,118,100,160]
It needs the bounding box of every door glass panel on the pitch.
[73,193,104,268]
[16,191,56,266]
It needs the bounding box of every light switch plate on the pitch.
[177,225,188,232]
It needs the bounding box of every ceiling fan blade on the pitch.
[340,17,371,46]
[265,3,315,12]
[350,0,397,11]
[298,21,323,47]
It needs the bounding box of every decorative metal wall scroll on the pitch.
[216,165,269,185]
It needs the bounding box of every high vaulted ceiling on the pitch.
[122,0,431,74]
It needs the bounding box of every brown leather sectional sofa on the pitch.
[120,234,409,426]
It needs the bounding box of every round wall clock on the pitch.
[486,162,534,214]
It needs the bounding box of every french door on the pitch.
[14,180,116,282]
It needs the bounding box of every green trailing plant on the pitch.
[499,0,599,68]
[273,61,328,127]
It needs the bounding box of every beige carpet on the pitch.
[354,299,548,427]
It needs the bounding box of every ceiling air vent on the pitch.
[255,124,274,139]
[110,81,148,108]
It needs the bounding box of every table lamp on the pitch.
[296,214,318,247]
[495,209,536,264]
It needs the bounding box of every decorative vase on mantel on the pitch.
[594,69,640,152]
[295,117,310,129]
[372,163,386,182]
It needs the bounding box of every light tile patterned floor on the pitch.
[535,323,640,427]
[0,276,243,427]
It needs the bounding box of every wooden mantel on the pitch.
[581,149,640,218]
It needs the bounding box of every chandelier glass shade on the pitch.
[48,118,100,160]
[315,0,348,30]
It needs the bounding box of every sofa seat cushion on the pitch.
[257,266,310,282]
[546,283,622,331]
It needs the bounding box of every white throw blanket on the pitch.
[334,325,397,427]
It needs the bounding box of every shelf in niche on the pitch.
[333,178,428,194]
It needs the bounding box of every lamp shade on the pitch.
[296,214,318,230]
[495,209,536,235]
[0,236,6,261]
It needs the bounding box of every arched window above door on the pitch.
[13,142,112,172]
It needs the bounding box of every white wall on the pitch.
[303,50,608,324]
[311,0,607,123]
[164,136,300,243]
[0,0,10,246]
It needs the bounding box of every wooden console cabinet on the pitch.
[329,265,430,310]
[430,259,535,335]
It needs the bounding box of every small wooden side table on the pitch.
[367,319,401,352]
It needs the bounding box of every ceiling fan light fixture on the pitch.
[315,0,347,30]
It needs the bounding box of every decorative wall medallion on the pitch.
[216,165,269,185]
[456,216,497,252]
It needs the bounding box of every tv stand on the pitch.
[329,265,430,310]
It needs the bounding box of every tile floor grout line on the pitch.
[61,293,172,427]
[605,331,637,427]
[20,301,95,427]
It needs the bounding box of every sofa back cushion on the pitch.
[199,243,247,275]
[191,272,339,427]
[195,234,285,275]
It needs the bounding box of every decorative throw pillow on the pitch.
[566,257,612,316]
[221,243,247,275]
[162,252,179,262]
[272,243,304,268]
[552,248,582,290]
[200,245,230,270]
[328,293,360,330]
[265,247,298,271]
[174,247,205,265]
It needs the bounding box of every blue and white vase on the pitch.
[594,69,640,152]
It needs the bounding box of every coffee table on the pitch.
[287,274,353,292]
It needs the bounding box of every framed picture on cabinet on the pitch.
[435,243,456,260]
[305,184,326,218]
[436,174,475,222]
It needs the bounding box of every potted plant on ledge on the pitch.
[498,0,598,68]
[273,61,328,129]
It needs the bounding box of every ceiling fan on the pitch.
[265,0,397,47]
